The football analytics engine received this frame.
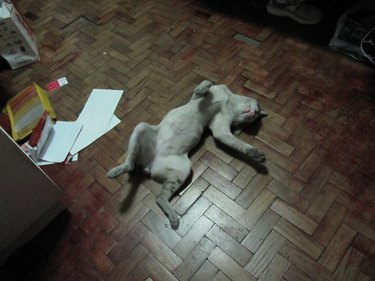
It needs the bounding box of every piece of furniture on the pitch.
[0,127,64,264]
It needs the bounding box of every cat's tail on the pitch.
[192,80,213,99]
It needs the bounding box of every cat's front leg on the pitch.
[210,115,266,164]
[213,130,266,164]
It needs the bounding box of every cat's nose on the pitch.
[248,109,257,117]
[252,108,259,116]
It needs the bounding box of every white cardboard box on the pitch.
[0,0,40,69]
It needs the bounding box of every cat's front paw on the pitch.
[247,148,266,164]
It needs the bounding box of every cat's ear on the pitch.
[259,106,268,118]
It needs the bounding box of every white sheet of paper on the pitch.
[39,121,83,163]
[76,89,123,132]
[36,160,55,166]
[37,152,78,166]
[70,115,121,155]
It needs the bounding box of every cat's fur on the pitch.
[107,80,267,229]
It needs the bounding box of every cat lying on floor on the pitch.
[107,80,267,229]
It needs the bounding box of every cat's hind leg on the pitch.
[151,155,191,229]
[191,80,213,99]
[107,122,153,178]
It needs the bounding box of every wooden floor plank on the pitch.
[279,242,332,281]
[258,253,290,281]
[201,168,242,200]
[190,260,218,281]
[204,204,249,242]
[245,230,285,278]
[141,254,179,281]
[203,186,245,220]
[174,177,209,215]
[141,230,183,271]
[239,189,276,230]
[330,248,365,281]
[209,247,257,281]
[176,196,212,237]
[174,237,216,281]
[274,219,324,260]
[270,198,318,235]
[106,243,149,281]
[318,224,357,272]
[174,216,214,259]
[206,225,253,267]
[141,210,181,249]
[242,209,280,253]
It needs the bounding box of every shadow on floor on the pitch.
[0,210,72,281]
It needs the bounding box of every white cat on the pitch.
[107,80,267,229]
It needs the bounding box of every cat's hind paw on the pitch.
[193,80,213,97]
[107,167,123,178]
[169,214,180,230]
[107,162,134,178]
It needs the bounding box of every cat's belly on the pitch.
[156,126,203,155]
[156,109,207,155]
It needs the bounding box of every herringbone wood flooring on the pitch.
[1,0,375,280]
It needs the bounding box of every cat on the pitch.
[107,80,267,229]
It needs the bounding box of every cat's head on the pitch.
[231,95,267,126]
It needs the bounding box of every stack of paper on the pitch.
[28,89,123,165]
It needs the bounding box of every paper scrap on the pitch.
[28,114,54,162]
[46,77,68,92]
[39,121,83,163]
[70,115,120,155]
[36,160,56,166]
[37,153,78,166]
[76,89,123,132]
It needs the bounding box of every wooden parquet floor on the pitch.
[1,0,375,280]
